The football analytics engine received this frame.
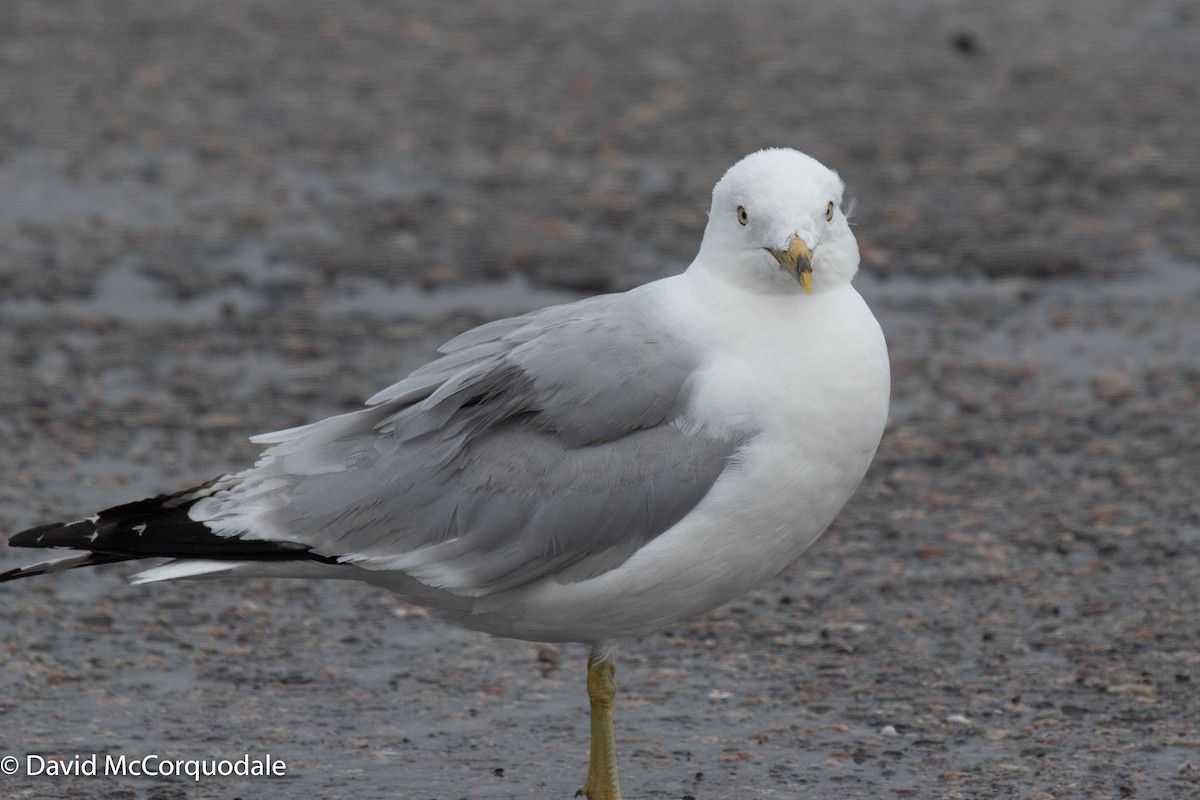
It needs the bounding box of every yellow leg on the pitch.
[577,652,623,800]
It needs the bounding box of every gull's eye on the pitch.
[737,205,749,226]
[825,201,835,222]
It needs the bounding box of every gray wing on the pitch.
[193,288,740,597]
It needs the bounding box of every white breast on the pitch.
[467,279,889,644]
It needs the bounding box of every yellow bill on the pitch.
[767,236,814,294]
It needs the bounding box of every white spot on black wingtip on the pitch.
[132,522,147,535]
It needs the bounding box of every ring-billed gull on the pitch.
[2,148,889,799]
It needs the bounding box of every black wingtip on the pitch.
[0,551,137,583]
[5,479,342,581]
[9,519,97,549]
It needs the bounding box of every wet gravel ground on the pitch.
[1,2,1198,798]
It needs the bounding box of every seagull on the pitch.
[1,148,890,799]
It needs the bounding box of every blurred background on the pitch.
[1,2,1197,798]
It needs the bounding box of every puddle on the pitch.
[0,150,181,228]
[862,257,1200,368]
[0,258,266,322]
[0,256,584,324]
[316,274,582,319]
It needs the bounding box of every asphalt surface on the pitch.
[1,2,1198,798]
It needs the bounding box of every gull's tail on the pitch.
[1,478,336,584]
